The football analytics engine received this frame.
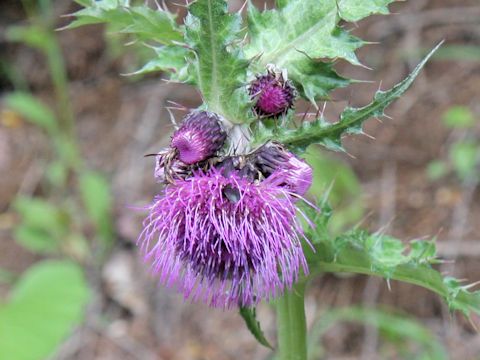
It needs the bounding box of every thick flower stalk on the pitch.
[139,168,309,308]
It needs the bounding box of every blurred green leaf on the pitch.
[79,172,113,242]
[74,0,91,6]
[239,307,273,349]
[4,92,57,133]
[426,160,448,181]
[6,25,53,52]
[14,197,67,234]
[46,161,68,187]
[308,306,446,360]
[0,261,89,360]
[55,136,81,168]
[0,269,16,285]
[65,233,90,261]
[442,106,475,129]
[450,141,479,179]
[432,45,480,62]
[304,148,363,232]
[13,197,69,254]
[14,225,59,254]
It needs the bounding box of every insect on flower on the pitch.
[152,110,227,183]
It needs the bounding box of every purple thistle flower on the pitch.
[138,169,308,308]
[171,111,227,164]
[249,69,296,118]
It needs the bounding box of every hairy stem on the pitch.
[276,282,307,360]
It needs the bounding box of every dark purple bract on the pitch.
[171,111,226,164]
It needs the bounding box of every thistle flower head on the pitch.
[139,168,308,308]
[171,111,227,164]
[249,69,296,118]
[255,142,313,196]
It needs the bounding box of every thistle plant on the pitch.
[67,0,480,359]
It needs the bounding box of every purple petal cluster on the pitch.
[139,169,308,308]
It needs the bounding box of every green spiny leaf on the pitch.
[239,306,273,350]
[245,0,395,102]
[131,45,191,81]
[245,1,362,66]
[289,59,351,103]
[185,0,251,124]
[305,228,480,317]
[337,0,393,22]
[65,0,183,45]
[255,43,441,152]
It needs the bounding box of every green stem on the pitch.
[276,282,307,360]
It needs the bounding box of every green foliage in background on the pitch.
[3,1,115,358]
[427,106,479,182]
[308,306,446,360]
[0,261,89,360]
[305,148,363,233]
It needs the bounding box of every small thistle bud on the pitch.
[255,142,313,196]
[249,68,296,118]
[171,111,227,165]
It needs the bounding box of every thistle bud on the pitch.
[249,68,296,118]
[254,142,312,196]
[171,111,227,164]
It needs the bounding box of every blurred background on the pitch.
[0,0,479,359]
